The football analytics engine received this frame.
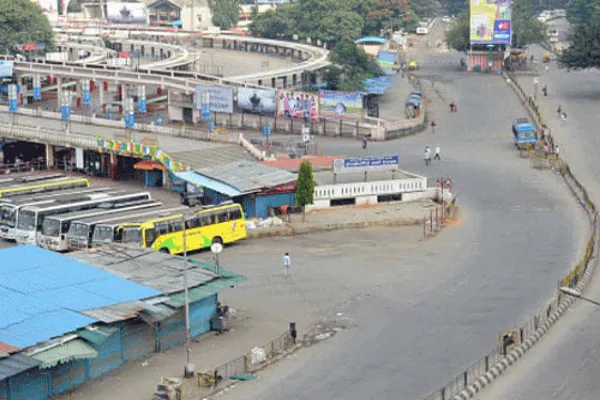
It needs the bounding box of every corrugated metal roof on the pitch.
[0,341,20,354]
[69,245,221,294]
[175,171,243,197]
[0,245,163,349]
[76,326,119,345]
[0,353,41,380]
[195,160,297,194]
[30,339,98,369]
[165,276,247,308]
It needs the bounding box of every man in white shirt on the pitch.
[283,253,291,276]
[434,145,441,160]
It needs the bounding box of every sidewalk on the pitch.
[246,199,439,238]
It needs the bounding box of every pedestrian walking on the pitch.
[424,146,432,166]
[542,85,548,97]
[431,120,436,133]
[362,135,368,149]
[557,105,562,117]
[561,112,567,124]
[434,145,441,160]
[283,252,291,276]
[554,144,560,157]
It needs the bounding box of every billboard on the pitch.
[34,0,58,14]
[237,87,276,116]
[276,91,319,121]
[0,62,13,78]
[107,2,148,25]
[195,85,234,114]
[470,0,512,44]
[333,156,399,174]
[318,90,363,119]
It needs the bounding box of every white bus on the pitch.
[0,188,116,241]
[0,173,66,187]
[547,29,560,43]
[41,199,162,252]
[91,206,191,247]
[15,192,151,245]
[66,201,167,250]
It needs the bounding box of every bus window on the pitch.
[170,221,183,232]
[156,222,169,235]
[144,227,157,247]
[230,207,242,220]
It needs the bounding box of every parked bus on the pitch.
[15,192,151,245]
[138,202,247,255]
[0,188,115,241]
[66,201,165,250]
[90,206,191,247]
[0,173,66,187]
[0,177,90,199]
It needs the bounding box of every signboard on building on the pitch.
[333,156,399,174]
[195,84,234,114]
[107,2,148,25]
[108,58,131,67]
[276,90,319,121]
[470,0,512,44]
[0,61,14,78]
[237,87,276,116]
[318,90,364,119]
[118,51,131,58]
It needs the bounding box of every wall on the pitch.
[468,51,504,72]
[254,192,296,219]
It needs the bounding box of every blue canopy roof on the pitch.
[377,51,397,63]
[170,20,182,27]
[176,171,243,197]
[354,37,387,45]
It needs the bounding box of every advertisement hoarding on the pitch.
[276,91,319,121]
[34,0,58,14]
[195,85,234,114]
[237,87,276,116]
[318,90,364,119]
[470,0,512,44]
[0,62,14,78]
[107,2,148,25]
[333,156,399,174]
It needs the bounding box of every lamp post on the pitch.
[182,215,194,378]
[487,44,494,72]
[533,76,539,103]
[559,287,600,307]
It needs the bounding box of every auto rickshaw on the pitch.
[408,60,419,70]
[543,53,551,63]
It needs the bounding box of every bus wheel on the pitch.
[159,248,170,254]
[212,237,223,245]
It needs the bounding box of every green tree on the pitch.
[0,0,54,55]
[445,11,470,52]
[251,5,296,39]
[442,0,468,16]
[567,0,600,25]
[295,159,315,222]
[410,0,435,19]
[327,41,383,91]
[511,0,546,47]
[558,14,600,69]
[208,0,241,30]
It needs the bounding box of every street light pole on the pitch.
[182,215,194,378]
[559,287,600,307]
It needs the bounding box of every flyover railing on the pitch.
[422,72,599,400]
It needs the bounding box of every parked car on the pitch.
[442,15,451,22]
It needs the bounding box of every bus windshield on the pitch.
[42,219,61,236]
[121,226,142,245]
[518,130,535,139]
[92,225,114,243]
[17,210,36,231]
[69,222,89,238]
[0,204,16,226]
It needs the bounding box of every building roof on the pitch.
[355,37,387,44]
[0,246,162,350]
[29,338,98,369]
[175,171,243,197]
[260,156,338,172]
[193,160,297,195]
[0,353,41,380]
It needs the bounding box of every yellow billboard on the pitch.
[470,0,512,44]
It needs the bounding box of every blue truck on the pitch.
[512,118,537,148]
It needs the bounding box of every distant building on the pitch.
[0,245,244,400]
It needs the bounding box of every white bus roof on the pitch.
[20,191,143,213]
[0,173,65,187]
[0,187,114,205]
[38,194,154,221]
[95,205,191,228]
[66,201,164,226]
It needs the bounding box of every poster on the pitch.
[195,85,234,114]
[107,2,148,25]
[237,87,276,116]
[318,90,364,119]
[470,0,512,44]
[276,91,319,121]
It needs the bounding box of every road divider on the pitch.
[422,72,599,400]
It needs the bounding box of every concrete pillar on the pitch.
[56,76,62,112]
[271,77,276,88]
[99,81,104,112]
[282,76,287,89]
[293,74,297,87]
[46,144,54,169]
[121,84,127,116]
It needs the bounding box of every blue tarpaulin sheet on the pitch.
[377,51,397,63]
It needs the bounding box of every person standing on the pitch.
[424,146,431,166]
[431,120,436,133]
[283,253,291,276]
[554,144,560,157]
[434,145,441,160]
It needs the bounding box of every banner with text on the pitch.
[318,90,363,119]
[195,84,234,114]
[276,90,319,121]
[237,87,276,116]
[333,156,399,174]
[470,0,512,44]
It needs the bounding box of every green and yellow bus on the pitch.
[135,202,247,254]
[0,177,90,199]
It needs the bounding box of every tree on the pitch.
[295,159,315,222]
[567,0,600,25]
[319,65,343,90]
[208,0,241,30]
[0,0,54,55]
[327,41,383,91]
[511,0,546,47]
[445,11,470,53]
[558,14,600,69]
[251,6,296,39]
[442,0,468,16]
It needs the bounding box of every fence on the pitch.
[169,331,296,400]
[422,72,600,400]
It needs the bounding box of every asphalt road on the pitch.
[216,23,587,400]
[473,19,600,400]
